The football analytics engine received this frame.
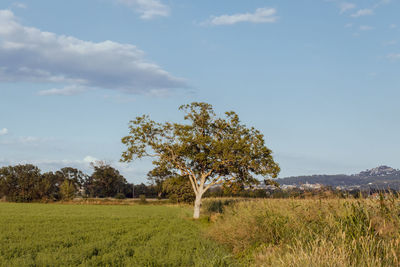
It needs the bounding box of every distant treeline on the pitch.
[0,164,283,202]
[0,162,269,202]
[0,163,161,202]
[2,163,395,203]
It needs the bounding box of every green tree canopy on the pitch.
[56,167,87,197]
[0,164,53,202]
[162,176,194,203]
[147,161,175,198]
[121,102,280,218]
[85,162,127,198]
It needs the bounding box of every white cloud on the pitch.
[83,155,99,164]
[351,9,374,17]
[12,3,27,9]
[330,0,390,18]
[373,0,391,8]
[207,8,278,26]
[0,10,186,95]
[390,24,397,29]
[344,23,353,28]
[339,2,356,14]
[387,54,400,60]
[0,136,45,145]
[116,0,169,19]
[359,25,374,31]
[0,128,8,136]
[38,85,90,96]
[19,136,39,144]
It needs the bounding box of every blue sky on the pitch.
[0,0,399,182]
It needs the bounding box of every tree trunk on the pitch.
[193,192,203,219]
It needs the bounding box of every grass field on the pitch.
[206,197,400,266]
[3,197,400,267]
[0,203,233,266]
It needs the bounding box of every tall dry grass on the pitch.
[206,196,400,266]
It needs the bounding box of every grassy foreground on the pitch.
[0,203,233,266]
[3,198,400,267]
[206,197,400,266]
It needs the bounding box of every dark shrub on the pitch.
[204,199,238,214]
[115,193,126,199]
[139,194,147,204]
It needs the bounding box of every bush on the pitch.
[205,200,224,213]
[8,195,32,203]
[168,194,178,204]
[203,199,238,214]
[139,194,147,204]
[114,193,126,199]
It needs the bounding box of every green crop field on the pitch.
[0,203,233,266]
[3,197,400,267]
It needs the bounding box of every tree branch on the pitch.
[203,175,222,192]
[165,146,199,193]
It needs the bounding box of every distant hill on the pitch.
[277,166,400,190]
[358,166,399,177]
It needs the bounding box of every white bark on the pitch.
[193,190,203,219]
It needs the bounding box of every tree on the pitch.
[37,171,62,200]
[0,164,44,202]
[132,183,148,197]
[222,180,245,196]
[162,175,195,203]
[85,162,127,197]
[59,180,76,200]
[264,179,280,188]
[56,167,87,197]
[147,162,174,199]
[121,102,280,218]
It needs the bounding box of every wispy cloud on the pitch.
[382,40,397,46]
[0,128,8,136]
[373,0,392,9]
[18,136,40,144]
[329,0,390,19]
[359,25,374,31]
[38,85,90,96]
[351,8,374,17]
[0,136,52,146]
[83,155,99,164]
[387,53,400,60]
[205,8,278,26]
[12,3,27,9]
[390,24,397,29]
[339,2,356,14]
[116,0,169,19]
[0,10,186,96]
